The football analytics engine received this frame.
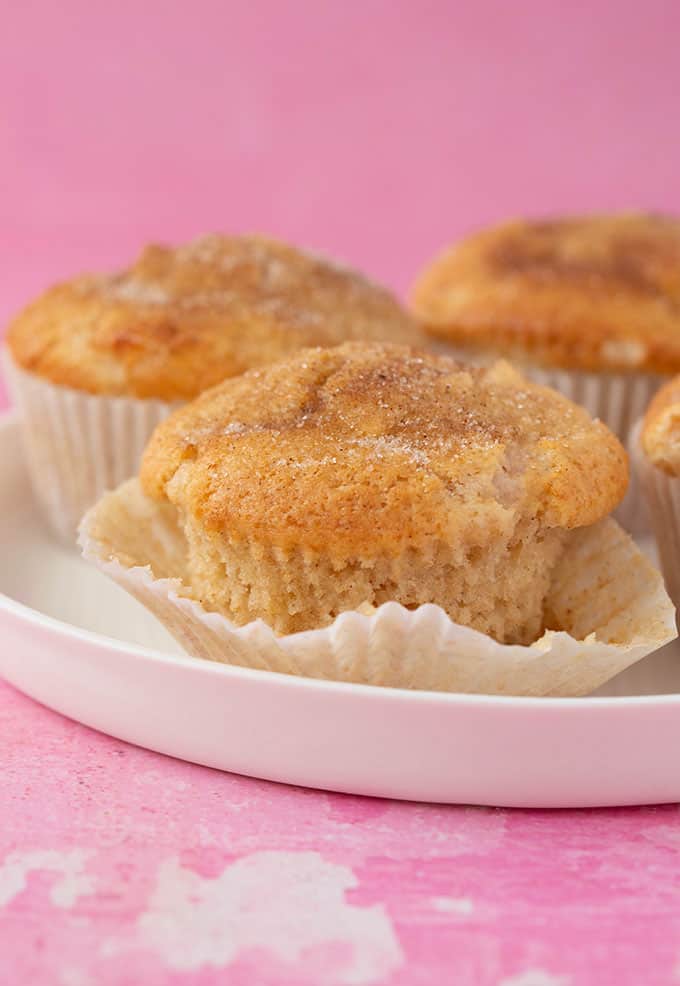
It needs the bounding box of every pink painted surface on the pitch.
[3,679,680,986]
[2,2,680,983]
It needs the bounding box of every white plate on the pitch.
[1,411,679,808]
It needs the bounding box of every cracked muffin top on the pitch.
[411,213,680,374]
[140,341,628,556]
[7,234,421,400]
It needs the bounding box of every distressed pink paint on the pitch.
[2,2,680,983]
[3,679,680,986]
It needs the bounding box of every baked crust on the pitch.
[411,213,680,373]
[641,375,680,475]
[141,341,628,556]
[7,235,420,400]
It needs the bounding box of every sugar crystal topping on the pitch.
[173,344,590,480]
[141,341,628,541]
[81,235,410,340]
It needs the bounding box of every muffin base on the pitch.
[79,479,675,696]
[3,351,175,545]
[182,513,566,643]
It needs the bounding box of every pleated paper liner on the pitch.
[632,421,680,612]
[79,478,676,696]
[2,351,176,546]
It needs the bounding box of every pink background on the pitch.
[2,1,680,324]
[2,3,680,984]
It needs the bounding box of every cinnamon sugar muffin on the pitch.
[5,235,419,542]
[135,341,628,643]
[411,212,680,530]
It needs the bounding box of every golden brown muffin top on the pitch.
[411,213,680,373]
[641,376,680,475]
[141,342,628,557]
[6,235,420,400]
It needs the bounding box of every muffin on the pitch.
[636,377,680,608]
[4,234,420,543]
[411,213,680,530]
[80,342,675,696]
[134,341,628,642]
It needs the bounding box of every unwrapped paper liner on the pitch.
[79,479,676,696]
[2,351,176,545]
[632,420,680,612]
[429,342,666,534]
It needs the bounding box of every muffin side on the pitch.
[140,342,628,641]
[641,376,680,476]
[178,513,567,640]
[636,379,680,610]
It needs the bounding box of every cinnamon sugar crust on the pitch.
[7,235,421,400]
[142,342,627,549]
[411,213,680,373]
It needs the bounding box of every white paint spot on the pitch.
[499,971,571,986]
[106,851,402,984]
[0,849,95,909]
[641,824,680,849]
[365,805,507,860]
[218,800,249,812]
[197,823,218,846]
[430,896,474,915]
[59,968,96,986]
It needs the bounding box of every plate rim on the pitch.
[2,408,679,711]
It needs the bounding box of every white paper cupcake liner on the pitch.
[79,479,676,696]
[632,421,680,610]
[2,351,176,545]
[428,342,667,534]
